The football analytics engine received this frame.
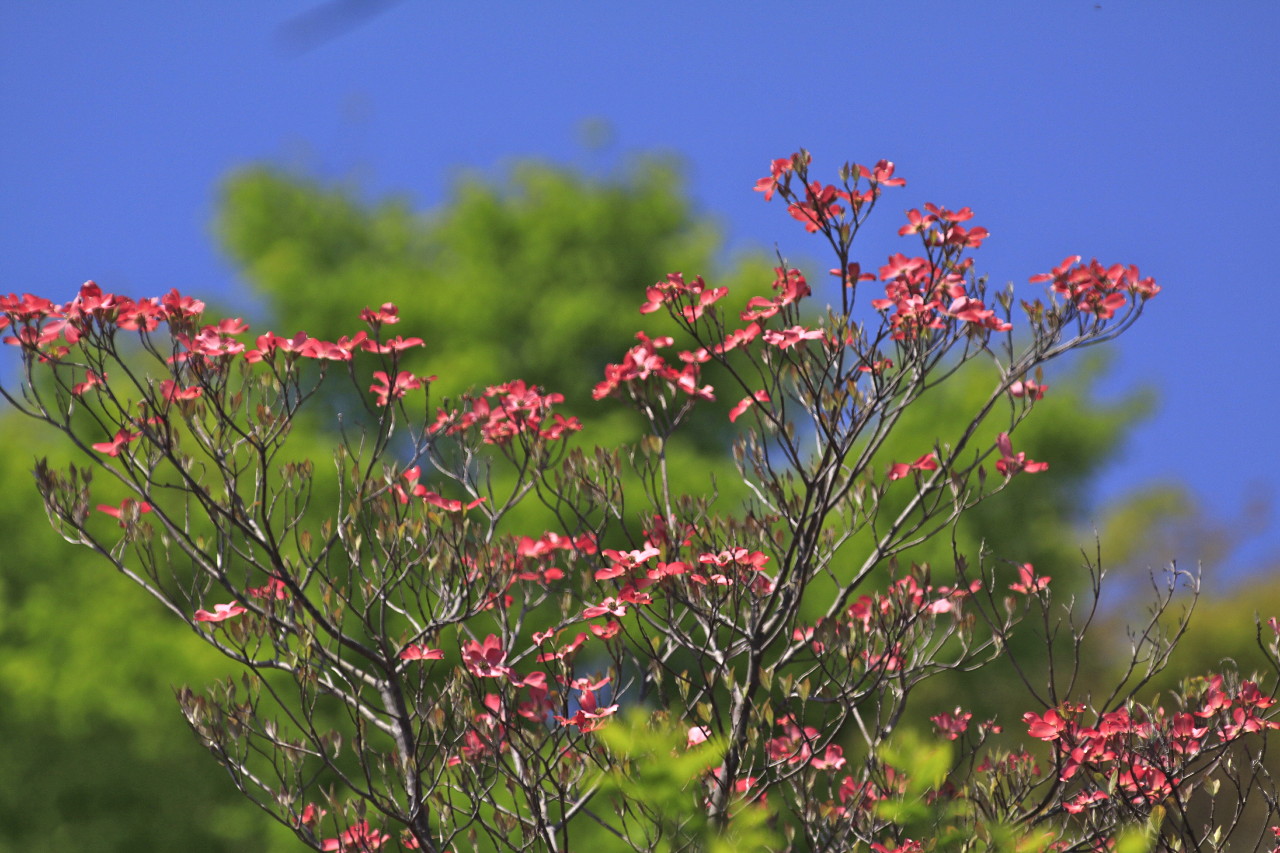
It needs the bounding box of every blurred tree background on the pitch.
[2,152,1270,851]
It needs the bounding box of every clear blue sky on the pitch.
[3,2,1277,578]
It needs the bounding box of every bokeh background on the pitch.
[2,2,1278,850]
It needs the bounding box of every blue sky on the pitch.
[3,2,1278,578]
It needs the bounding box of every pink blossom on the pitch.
[92,428,141,457]
[1023,708,1069,741]
[462,634,511,679]
[1009,563,1050,594]
[931,707,973,740]
[415,488,486,513]
[859,159,906,187]
[194,602,247,623]
[582,597,629,619]
[97,498,152,525]
[400,645,445,661]
[369,370,422,406]
[71,370,107,396]
[159,379,202,402]
[994,432,1048,476]
[753,157,794,202]
[762,325,824,350]
[729,390,771,423]
[320,821,389,851]
[360,302,400,325]
[887,452,938,481]
[361,335,424,354]
[247,577,290,600]
[1009,379,1047,400]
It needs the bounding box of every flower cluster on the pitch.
[391,466,486,513]
[1,283,437,388]
[852,573,982,626]
[870,250,1011,339]
[592,331,714,402]
[740,267,812,322]
[766,714,846,771]
[897,203,990,249]
[1030,256,1160,320]
[1025,678,1280,809]
[754,154,906,231]
[638,272,728,321]
[431,379,581,445]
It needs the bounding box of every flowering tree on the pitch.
[4,150,1277,852]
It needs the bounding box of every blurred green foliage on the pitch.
[0,414,296,852]
[0,152,1207,850]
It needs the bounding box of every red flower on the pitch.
[859,159,906,187]
[811,744,846,770]
[296,803,326,828]
[1064,790,1108,814]
[830,262,875,288]
[678,286,729,322]
[434,379,577,445]
[300,335,362,361]
[762,325,824,350]
[1009,379,1047,400]
[924,202,974,223]
[787,182,844,233]
[753,157,794,202]
[1024,708,1069,741]
[321,821,389,851]
[159,379,202,402]
[1029,256,1158,319]
[589,620,622,639]
[462,634,511,679]
[555,677,619,732]
[369,370,422,406]
[173,326,245,360]
[361,335,424,354]
[1239,681,1277,710]
[729,390,771,423]
[194,602,247,623]
[647,560,690,581]
[535,631,589,663]
[92,428,141,457]
[994,432,1048,476]
[887,452,939,481]
[160,288,205,318]
[946,296,1011,332]
[898,208,935,236]
[72,370,107,396]
[662,363,710,400]
[1196,675,1231,718]
[97,498,153,525]
[399,644,445,661]
[0,291,57,320]
[247,577,290,600]
[1009,563,1050,594]
[360,302,400,326]
[931,707,973,740]
[117,298,165,331]
[582,597,630,619]
[415,488,486,514]
[595,546,659,580]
